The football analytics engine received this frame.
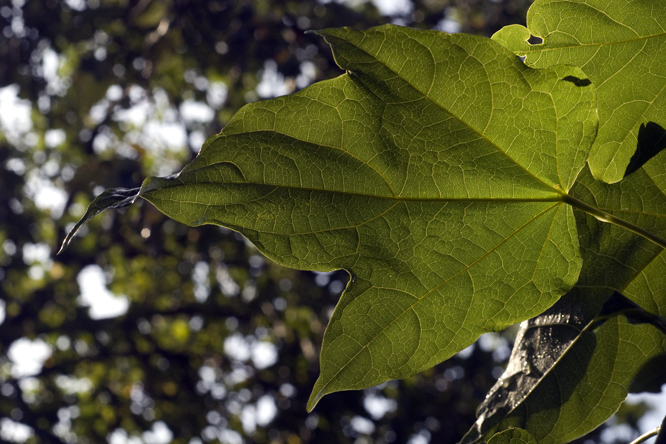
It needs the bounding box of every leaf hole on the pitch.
[527,35,542,45]
[562,76,592,87]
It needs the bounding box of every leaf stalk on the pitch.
[629,427,660,444]
[562,194,666,251]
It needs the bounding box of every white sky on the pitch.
[76,264,129,319]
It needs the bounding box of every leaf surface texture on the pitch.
[66,25,599,408]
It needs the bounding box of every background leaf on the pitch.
[622,149,666,316]
[463,162,666,444]
[462,290,603,444]
[133,25,598,409]
[488,428,538,444]
[492,0,666,183]
[572,154,666,315]
[484,314,666,444]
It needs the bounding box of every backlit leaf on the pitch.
[61,24,603,410]
[130,25,597,409]
[492,0,666,183]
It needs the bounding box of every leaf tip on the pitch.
[57,186,141,253]
[306,389,324,412]
[307,378,331,412]
[57,231,75,255]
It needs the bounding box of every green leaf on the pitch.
[490,314,665,444]
[64,25,598,409]
[492,0,666,184]
[465,294,666,444]
[488,428,538,444]
[462,291,606,444]
[139,25,597,410]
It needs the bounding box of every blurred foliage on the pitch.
[0,0,629,443]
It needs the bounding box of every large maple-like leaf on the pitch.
[61,25,599,408]
[492,0,666,184]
